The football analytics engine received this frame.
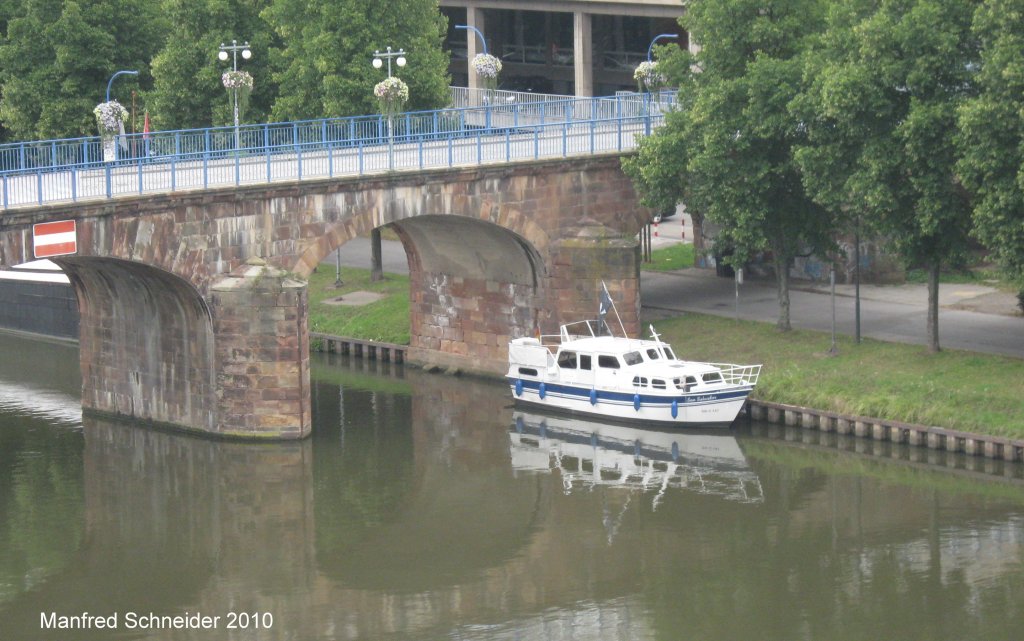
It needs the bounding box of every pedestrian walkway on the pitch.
[642,268,1024,359]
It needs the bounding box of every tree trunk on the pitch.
[927,259,941,353]
[774,252,791,331]
[690,209,705,268]
[370,228,383,282]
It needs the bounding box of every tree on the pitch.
[0,0,166,141]
[624,0,833,331]
[146,0,278,131]
[262,0,450,121]
[795,0,978,352]
[956,0,1024,301]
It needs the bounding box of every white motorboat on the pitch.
[506,285,761,427]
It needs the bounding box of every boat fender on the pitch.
[589,389,597,405]
[633,393,641,411]
[515,415,525,433]
[515,379,523,397]
[671,399,679,419]
[539,383,546,400]
[590,432,598,447]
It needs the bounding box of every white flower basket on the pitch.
[634,61,666,93]
[94,100,129,161]
[374,77,409,118]
[471,53,502,91]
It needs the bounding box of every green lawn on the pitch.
[306,261,1024,438]
[642,243,696,272]
[647,314,1024,437]
[307,266,410,345]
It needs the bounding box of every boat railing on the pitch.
[708,363,763,386]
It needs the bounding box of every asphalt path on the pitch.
[329,234,1024,359]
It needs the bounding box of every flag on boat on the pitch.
[598,283,614,335]
[142,111,150,140]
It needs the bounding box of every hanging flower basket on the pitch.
[93,100,128,138]
[374,76,409,118]
[222,70,254,91]
[634,60,666,93]
[222,70,254,127]
[471,53,502,92]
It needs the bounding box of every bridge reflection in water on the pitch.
[0,340,1022,640]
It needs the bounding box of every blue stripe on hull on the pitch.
[507,377,751,407]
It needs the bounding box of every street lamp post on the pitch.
[106,70,139,103]
[647,33,678,62]
[103,70,138,162]
[455,24,495,128]
[371,46,407,171]
[370,47,407,281]
[218,39,252,149]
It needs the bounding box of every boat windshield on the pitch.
[645,345,677,360]
[623,351,643,366]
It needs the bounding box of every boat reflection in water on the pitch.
[510,409,763,509]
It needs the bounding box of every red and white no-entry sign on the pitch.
[32,220,77,259]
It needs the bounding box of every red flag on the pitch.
[143,111,151,140]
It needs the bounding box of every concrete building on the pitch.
[440,0,689,97]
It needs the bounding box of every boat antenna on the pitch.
[600,281,628,338]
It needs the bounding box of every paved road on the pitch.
[331,235,1024,359]
[642,269,1024,359]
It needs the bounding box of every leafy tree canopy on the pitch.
[146,0,278,131]
[956,0,1024,287]
[794,0,978,351]
[0,0,166,140]
[262,0,450,121]
[625,0,832,331]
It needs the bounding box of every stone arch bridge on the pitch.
[0,154,650,439]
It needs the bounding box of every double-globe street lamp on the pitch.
[372,46,407,77]
[371,46,408,170]
[218,39,252,149]
[368,46,408,280]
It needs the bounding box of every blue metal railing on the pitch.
[0,89,676,210]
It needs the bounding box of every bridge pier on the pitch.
[210,260,312,439]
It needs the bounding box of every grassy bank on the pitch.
[307,264,1023,439]
[648,314,1024,438]
[307,266,410,344]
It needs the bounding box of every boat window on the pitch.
[558,351,577,369]
[645,348,661,360]
[652,378,667,390]
[518,367,539,377]
[702,372,723,384]
[598,355,621,369]
[686,376,697,386]
[623,351,643,366]
[664,347,677,360]
[632,376,648,387]
[673,377,684,390]
[579,354,592,370]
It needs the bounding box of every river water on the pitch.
[0,331,1022,641]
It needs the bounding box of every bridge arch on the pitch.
[56,257,216,432]
[290,177,556,373]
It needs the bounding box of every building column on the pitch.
[466,6,486,92]
[573,11,593,97]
